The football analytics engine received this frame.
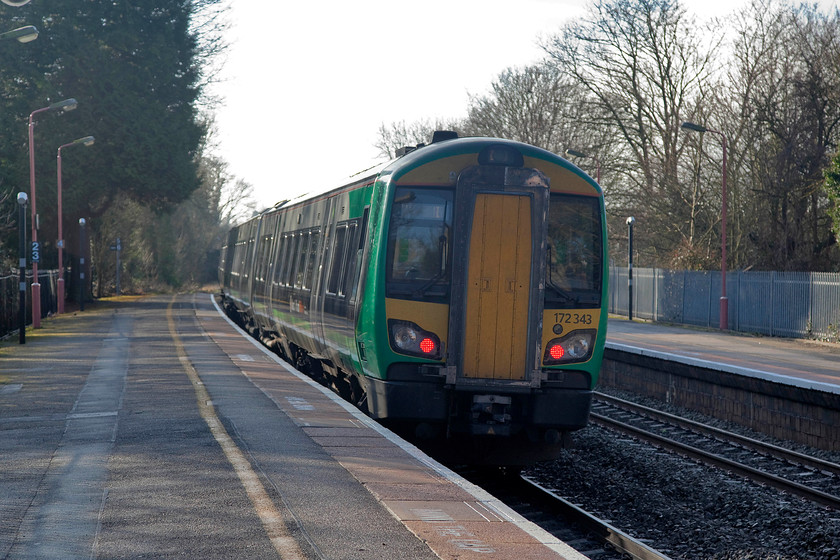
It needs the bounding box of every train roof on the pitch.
[264,133,599,212]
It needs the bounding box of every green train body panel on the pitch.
[220,135,608,445]
[355,138,607,389]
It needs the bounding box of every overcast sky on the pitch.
[206,0,822,210]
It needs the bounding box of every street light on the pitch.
[56,136,94,314]
[2,0,33,6]
[79,218,87,312]
[17,192,28,344]
[28,98,78,328]
[626,216,635,321]
[0,25,39,43]
[681,120,729,330]
[564,148,601,184]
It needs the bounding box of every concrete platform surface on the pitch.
[0,294,586,560]
[607,318,840,393]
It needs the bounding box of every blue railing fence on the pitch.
[609,267,840,341]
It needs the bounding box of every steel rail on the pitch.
[517,475,674,560]
[594,391,840,477]
[589,411,840,510]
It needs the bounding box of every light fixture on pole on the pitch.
[1,0,33,6]
[564,148,601,184]
[0,25,39,43]
[79,218,87,312]
[56,135,94,314]
[28,98,78,328]
[17,192,28,344]
[626,216,635,321]
[681,120,729,330]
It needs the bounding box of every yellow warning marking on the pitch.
[167,297,304,559]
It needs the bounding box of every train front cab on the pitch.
[363,139,606,457]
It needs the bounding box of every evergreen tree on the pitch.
[1,0,223,270]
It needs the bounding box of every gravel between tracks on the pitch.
[524,392,840,560]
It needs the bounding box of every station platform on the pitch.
[0,293,585,560]
[606,318,840,394]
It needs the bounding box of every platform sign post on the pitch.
[17,192,28,344]
[109,237,121,296]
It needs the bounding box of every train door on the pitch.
[463,193,532,380]
[448,163,550,384]
[311,197,333,359]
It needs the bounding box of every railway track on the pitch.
[590,391,840,510]
[460,469,673,560]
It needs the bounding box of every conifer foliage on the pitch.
[0,0,227,286]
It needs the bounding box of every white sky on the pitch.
[206,0,806,210]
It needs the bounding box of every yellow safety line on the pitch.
[167,296,304,559]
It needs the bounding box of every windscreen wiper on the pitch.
[545,280,578,304]
[413,235,448,298]
[546,245,578,303]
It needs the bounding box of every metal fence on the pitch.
[609,267,840,341]
[0,271,59,339]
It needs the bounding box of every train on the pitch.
[219,132,608,464]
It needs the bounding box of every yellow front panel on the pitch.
[385,298,450,347]
[464,194,531,380]
[541,308,602,364]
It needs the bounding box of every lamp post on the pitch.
[28,98,78,327]
[0,25,39,43]
[17,192,28,344]
[56,136,94,314]
[79,218,87,312]
[626,216,635,321]
[681,121,729,330]
[564,148,601,184]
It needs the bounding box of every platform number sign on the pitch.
[30,241,40,263]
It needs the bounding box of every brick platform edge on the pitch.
[600,348,840,452]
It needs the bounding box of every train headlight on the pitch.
[388,320,442,360]
[543,330,596,365]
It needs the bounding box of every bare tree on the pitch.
[198,154,257,227]
[374,118,464,159]
[543,0,719,266]
[464,64,579,153]
[722,0,840,270]
[826,148,840,247]
[0,187,18,272]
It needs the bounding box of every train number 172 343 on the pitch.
[553,312,593,326]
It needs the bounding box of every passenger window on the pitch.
[286,234,301,287]
[272,235,288,287]
[294,232,309,289]
[328,224,348,295]
[257,234,272,282]
[341,221,360,298]
[303,229,320,290]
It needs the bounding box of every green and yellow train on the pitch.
[219,133,607,464]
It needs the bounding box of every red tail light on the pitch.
[420,337,436,354]
[543,330,596,365]
[388,320,443,360]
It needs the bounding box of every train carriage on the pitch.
[220,133,607,464]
